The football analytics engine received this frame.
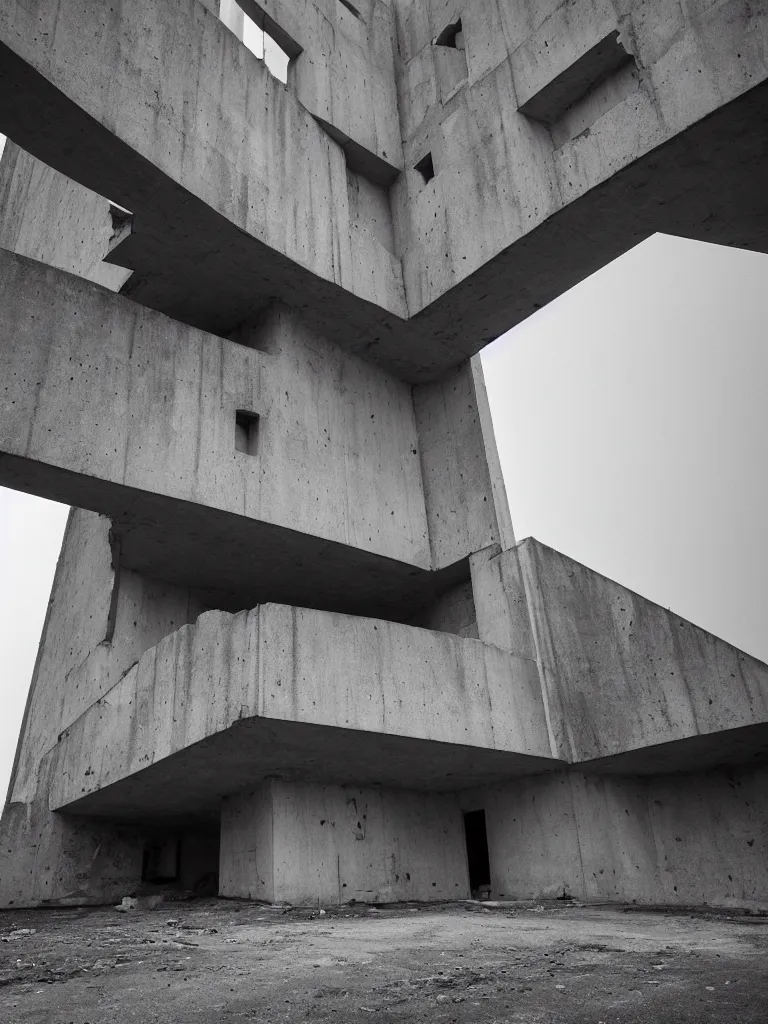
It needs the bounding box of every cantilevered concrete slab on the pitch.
[50,605,557,823]
[1,0,767,379]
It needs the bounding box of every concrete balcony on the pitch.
[50,605,558,825]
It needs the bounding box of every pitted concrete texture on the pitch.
[50,604,554,822]
[519,540,768,769]
[220,780,471,903]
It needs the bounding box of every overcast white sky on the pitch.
[1,117,767,801]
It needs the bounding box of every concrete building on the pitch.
[0,0,767,909]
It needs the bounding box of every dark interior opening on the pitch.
[464,809,491,896]
[141,838,180,883]
[235,409,260,455]
[415,152,435,183]
[436,19,463,49]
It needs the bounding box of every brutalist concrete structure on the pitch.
[1,0,767,909]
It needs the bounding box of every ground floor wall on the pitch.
[220,780,470,905]
[462,764,768,911]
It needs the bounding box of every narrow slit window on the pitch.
[220,1,300,84]
[235,410,260,456]
[337,0,362,18]
[415,153,435,184]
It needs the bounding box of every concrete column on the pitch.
[221,780,469,905]
[413,356,514,571]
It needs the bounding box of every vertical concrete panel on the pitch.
[570,773,663,904]
[519,538,768,762]
[257,304,430,566]
[220,783,274,901]
[414,359,508,569]
[470,545,535,658]
[645,766,768,908]
[6,510,114,805]
[226,781,469,905]
[461,774,585,900]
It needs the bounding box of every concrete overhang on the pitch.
[1,2,767,381]
[0,247,466,620]
[50,605,559,825]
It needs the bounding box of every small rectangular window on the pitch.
[235,410,260,456]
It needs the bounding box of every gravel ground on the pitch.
[1,898,767,1022]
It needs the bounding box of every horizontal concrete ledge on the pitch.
[0,451,462,621]
[52,717,560,826]
[50,604,557,822]
[576,722,768,776]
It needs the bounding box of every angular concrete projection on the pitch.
[1,0,768,909]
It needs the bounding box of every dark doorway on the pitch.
[463,809,491,896]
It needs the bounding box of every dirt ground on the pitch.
[1,898,767,1023]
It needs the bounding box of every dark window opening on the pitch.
[415,152,435,184]
[235,410,260,455]
[464,809,491,897]
[141,839,179,883]
[436,19,463,49]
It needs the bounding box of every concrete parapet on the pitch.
[50,604,556,820]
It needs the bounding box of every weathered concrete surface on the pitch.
[462,763,768,910]
[221,780,469,903]
[1,1,767,379]
[414,356,514,569]
[0,249,429,566]
[0,750,146,909]
[6,511,206,810]
[519,539,768,769]
[0,247,514,614]
[50,604,555,820]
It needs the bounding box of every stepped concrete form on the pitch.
[0,0,767,909]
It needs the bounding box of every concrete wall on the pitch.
[221,779,469,904]
[0,0,406,319]
[519,539,768,764]
[392,0,768,312]
[238,0,404,178]
[461,763,768,910]
[0,749,145,907]
[0,250,432,567]
[252,303,430,565]
[414,356,514,569]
